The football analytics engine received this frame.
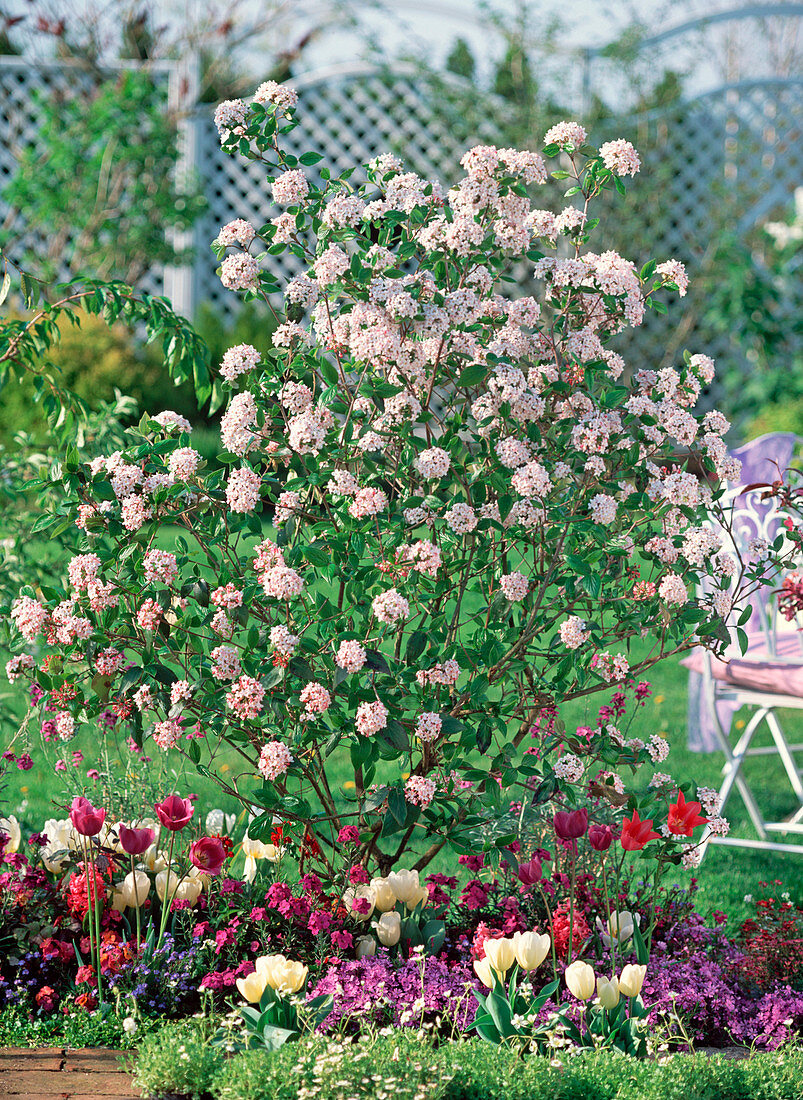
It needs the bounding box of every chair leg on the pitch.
[764,710,803,803]
[698,706,769,862]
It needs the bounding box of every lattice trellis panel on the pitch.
[2,55,801,422]
[191,65,512,316]
[595,78,803,413]
[0,58,170,300]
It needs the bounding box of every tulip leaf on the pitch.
[632,920,649,965]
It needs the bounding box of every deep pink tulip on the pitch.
[69,796,106,837]
[517,855,543,886]
[118,825,155,856]
[553,808,588,840]
[189,836,227,876]
[154,795,194,832]
[588,824,615,852]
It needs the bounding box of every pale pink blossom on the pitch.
[263,565,305,600]
[355,699,389,736]
[405,774,436,808]
[258,740,294,780]
[335,640,367,673]
[226,675,265,720]
[416,712,442,743]
[500,572,529,601]
[372,588,410,625]
[300,682,331,718]
[220,253,260,291]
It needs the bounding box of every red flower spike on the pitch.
[620,809,661,851]
[667,790,708,837]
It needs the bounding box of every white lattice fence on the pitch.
[191,63,512,316]
[2,55,801,416]
[596,78,803,408]
[0,57,171,301]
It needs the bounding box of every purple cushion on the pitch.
[681,631,803,697]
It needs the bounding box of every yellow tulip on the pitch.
[564,960,596,1000]
[513,931,551,971]
[619,963,646,998]
[483,937,516,974]
[597,975,620,1009]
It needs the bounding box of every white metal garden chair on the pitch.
[683,436,803,858]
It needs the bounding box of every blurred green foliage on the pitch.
[2,69,205,285]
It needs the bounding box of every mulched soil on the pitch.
[0,1047,139,1099]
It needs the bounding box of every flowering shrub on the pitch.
[4,84,802,890]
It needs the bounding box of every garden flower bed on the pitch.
[1,77,802,1089]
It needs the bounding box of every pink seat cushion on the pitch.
[681,631,803,697]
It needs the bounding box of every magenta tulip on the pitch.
[553,808,588,840]
[189,836,227,876]
[154,795,194,832]
[517,855,543,886]
[118,825,155,856]
[69,796,106,837]
[588,824,615,852]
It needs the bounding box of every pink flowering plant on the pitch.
[4,85,801,889]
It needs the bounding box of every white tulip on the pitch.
[483,937,517,974]
[564,960,596,1001]
[206,808,237,835]
[513,931,551,971]
[386,868,420,905]
[0,815,21,854]
[370,876,398,912]
[242,834,279,883]
[597,974,620,1009]
[343,884,376,920]
[473,957,503,988]
[355,935,377,958]
[41,818,79,872]
[374,911,401,947]
[618,963,647,998]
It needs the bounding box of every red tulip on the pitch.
[189,836,227,876]
[553,808,588,840]
[154,795,194,832]
[517,855,543,886]
[588,824,615,851]
[118,825,155,856]
[667,791,708,837]
[69,796,106,837]
[620,809,661,851]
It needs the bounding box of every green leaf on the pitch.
[458,363,487,388]
[388,786,407,825]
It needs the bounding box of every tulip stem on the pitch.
[155,830,177,951]
[536,884,559,984]
[567,850,577,966]
[600,856,618,974]
[82,839,96,993]
[131,854,141,950]
[84,839,104,1007]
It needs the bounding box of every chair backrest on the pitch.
[718,487,794,652]
[705,433,802,654]
[730,432,799,487]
